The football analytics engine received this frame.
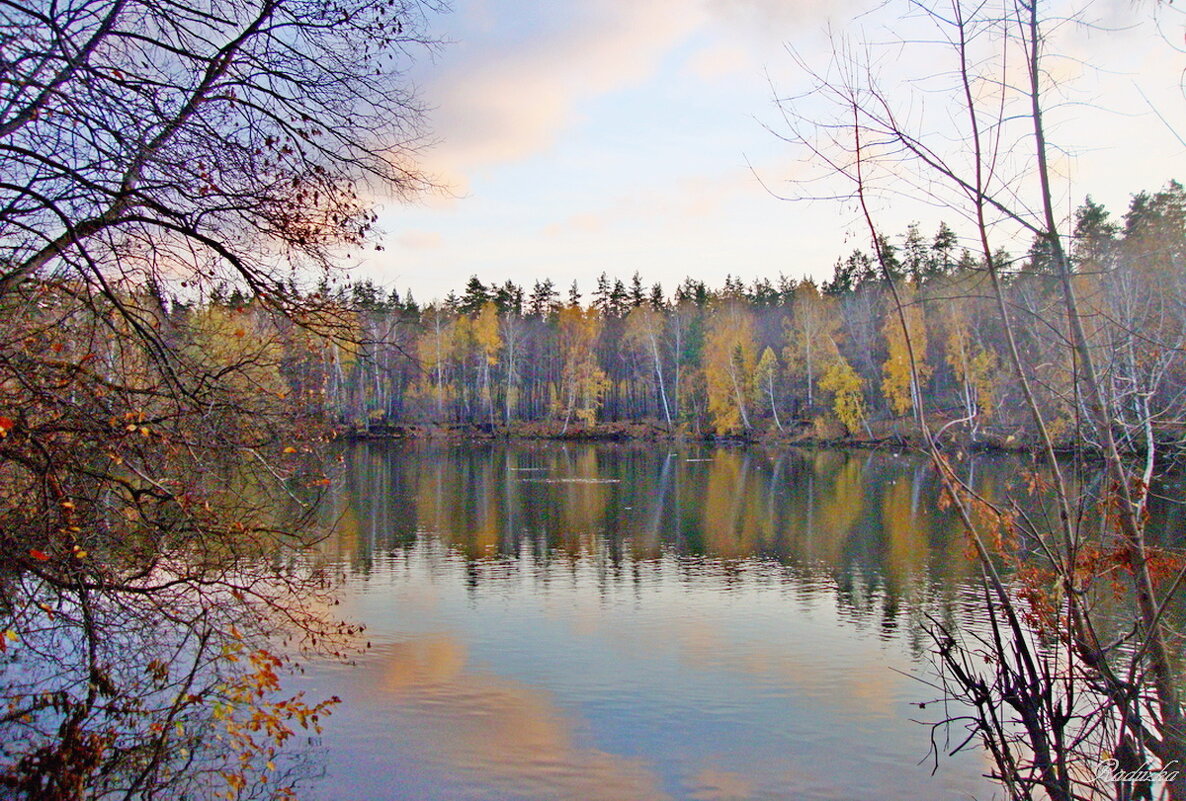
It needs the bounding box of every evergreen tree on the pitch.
[528,279,560,317]
[648,282,666,310]
[931,221,958,278]
[749,277,779,306]
[494,280,524,315]
[609,278,629,317]
[1024,233,1056,275]
[629,271,646,307]
[674,278,709,305]
[902,223,929,285]
[591,272,613,314]
[1123,181,1186,276]
[458,276,490,315]
[1071,196,1119,271]
[824,250,874,295]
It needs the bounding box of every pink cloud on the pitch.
[397,230,444,250]
[420,0,707,186]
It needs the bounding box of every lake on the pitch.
[296,442,1035,800]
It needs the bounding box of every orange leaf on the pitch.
[28,549,49,561]
[282,446,297,454]
[0,416,13,437]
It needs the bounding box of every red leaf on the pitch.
[0,416,13,436]
[28,549,49,561]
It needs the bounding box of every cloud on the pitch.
[396,229,444,250]
[411,0,859,195]
[420,0,707,186]
[362,636,672,801]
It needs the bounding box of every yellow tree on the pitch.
[555,305,609,431]
[447,314,476,420]
[880,283,930,417]
[186,303,288,403]
[703,302,756,434]
[276,300,362,421]
[472,301,502,426]
[818,355,867,435]
[941,292,998,435]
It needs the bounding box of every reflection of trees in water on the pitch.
[329,443,1186,664]
[327,443,1026,652]
[1,448,352,799]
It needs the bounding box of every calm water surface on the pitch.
[298,443,1023,800]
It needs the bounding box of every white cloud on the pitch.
[419,0,708,189]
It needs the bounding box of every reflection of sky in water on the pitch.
[296,445,1005,800]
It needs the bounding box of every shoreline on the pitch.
[338,419,1045,455]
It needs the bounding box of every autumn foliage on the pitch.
[0,0,437,797]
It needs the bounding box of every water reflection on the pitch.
[303,444,1026,800]
[324,444,994,639]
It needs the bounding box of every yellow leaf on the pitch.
[4,630,17,642]
[282,446,297,454]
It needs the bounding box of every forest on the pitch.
[179,182,1186,448]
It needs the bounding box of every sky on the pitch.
[360,0,1186,304]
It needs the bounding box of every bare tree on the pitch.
[774,1,1186,798]
[0,0,438,797]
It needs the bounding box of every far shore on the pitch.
[338,418,1056,456]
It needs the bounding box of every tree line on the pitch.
[189,180,1185,447]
